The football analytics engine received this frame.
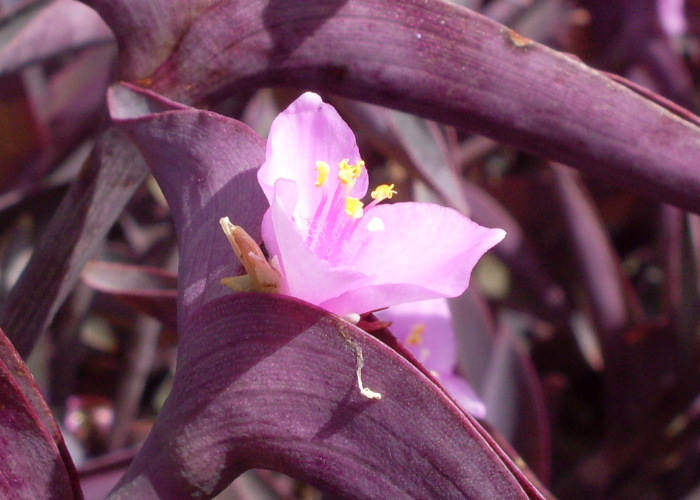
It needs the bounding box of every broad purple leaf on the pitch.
[108,82,268,326]
[107,293,538,500]
[0,327,80,499]
[0,128,149,358]
[0,0,114,75]
[84,0,700,213]
[81,261,177,332]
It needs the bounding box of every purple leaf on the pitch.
[85,0,700,212]
[107,82,268,327]
[107,293,539,500]
[550,162,629,336]
[81,261,177,332]
[0,128,149,358]
[0,0,114,75]
[481,320,551,485]
[0,327,80,499]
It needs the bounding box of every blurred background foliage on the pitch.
[4,0,700,499]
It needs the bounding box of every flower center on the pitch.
[307,158,396,265]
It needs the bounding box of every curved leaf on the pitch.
[0,0,114,76]
[0,327,80,499]
[85,0,700,212]
[108,82,268,326]
[107,293,536,500]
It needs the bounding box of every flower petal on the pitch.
[375,298,486,418]
[375,298,456,371]
[321,203,505,315]
[440,374,487,419]
[257,92,368,226]
[263,178,371,306]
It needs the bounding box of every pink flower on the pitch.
[375,298,486,417]
[223,92,505,317]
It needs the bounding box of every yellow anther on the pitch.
[345,197,364,218]
[371,184,397,201]
[406,323,426,346]
[338,159,364,185]
[315,161,329,187]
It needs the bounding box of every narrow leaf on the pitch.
[0,128,149,358]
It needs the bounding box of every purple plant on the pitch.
[2,1,700,500]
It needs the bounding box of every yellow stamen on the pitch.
[315,161,329,187]
[371,184,397,201]
[345,197,364,218]
[406,323,426,346]
[338,159,364,185]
